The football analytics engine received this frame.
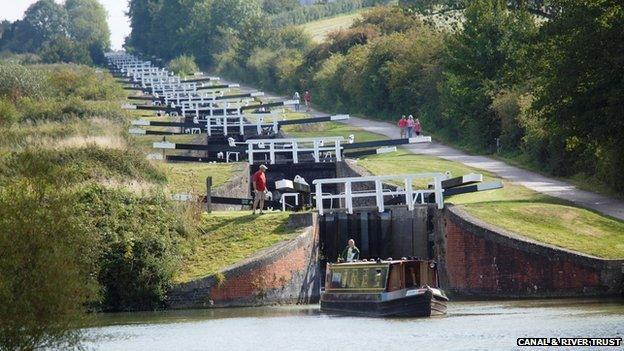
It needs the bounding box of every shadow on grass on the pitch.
[201,212,291,234]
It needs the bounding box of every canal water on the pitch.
[84,299,623,350]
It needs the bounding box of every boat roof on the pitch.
[329,259,431,266]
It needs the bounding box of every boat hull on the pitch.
[321,289,447,318]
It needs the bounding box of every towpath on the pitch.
[228,80,624,221]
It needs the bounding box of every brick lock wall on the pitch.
[168,213,321,309]
[209,240,310,302]
[438,206,622,298]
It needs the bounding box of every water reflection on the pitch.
[84,298,624,351]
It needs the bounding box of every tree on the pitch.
[65,0,111,51]
[440,0,536,149]
[126,0,162,56]
[9,0,69,53]
[0,178,99,351]
[168,55,199,77]
[40,35,93,65]
[533,0,624,189]
[262,0,300,14]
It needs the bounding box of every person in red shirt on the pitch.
[252,164,268,214]
[397,115,407,138]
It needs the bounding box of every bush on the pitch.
[0,181,99,351]
[77,186,186,311]
[167,55,199,78]
[0,98,18,126]
[44,64,124,100]
[0,146,166,187]
[0,63,47,102]
[16,97,63,123]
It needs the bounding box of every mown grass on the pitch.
[299,11,364,43]
[463,202,624,259]
[281,112,624,259]
[175,211,296,283]
[281,112,384,143]
[162,162,237,195]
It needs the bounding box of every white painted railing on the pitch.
[246,137,344,164]
[312,173,446,215]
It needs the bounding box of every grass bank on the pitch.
[175,211,296,283]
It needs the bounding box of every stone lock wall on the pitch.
[435,206,623,298]
[168,213,321,309]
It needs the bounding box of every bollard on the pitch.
[206,176,212,213]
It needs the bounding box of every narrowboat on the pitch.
[320,259,448,317]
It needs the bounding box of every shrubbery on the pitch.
[0,62,123,124]
[78,186,187,311]
[167,55,199,78]
[0,180,99,351]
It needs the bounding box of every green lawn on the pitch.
[175,211,297,283]
[463,202,624,259]
[299,11,364,43]
[282,112,385,143]
[162,162,236,195]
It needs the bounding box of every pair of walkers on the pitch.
[397,115,422,139]
[293,91,312,112]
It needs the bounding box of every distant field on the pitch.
[299,11,363,43]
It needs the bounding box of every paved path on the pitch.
[344,116,624,221]
[231,80,624,221]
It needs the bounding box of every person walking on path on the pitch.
[303,90,312,112]
[406,115,415,138]
[293,91,300,111]
[340,239,360,262]
[414,117,422,136]
[397,115,407,139]
[252,164,268,215]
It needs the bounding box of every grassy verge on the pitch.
[463,202,624,259]
[175,211,296,283]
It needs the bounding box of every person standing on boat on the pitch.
[252,164,268,215]
[340,239,360,262]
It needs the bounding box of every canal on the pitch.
[84,299,623,350]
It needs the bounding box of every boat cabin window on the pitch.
[328,265,388,290]
[404,262,421,288]
[387,264,403,292]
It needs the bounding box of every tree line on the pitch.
[125,0,387,67]
[0,0,110,65]
[127,0,624,194]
